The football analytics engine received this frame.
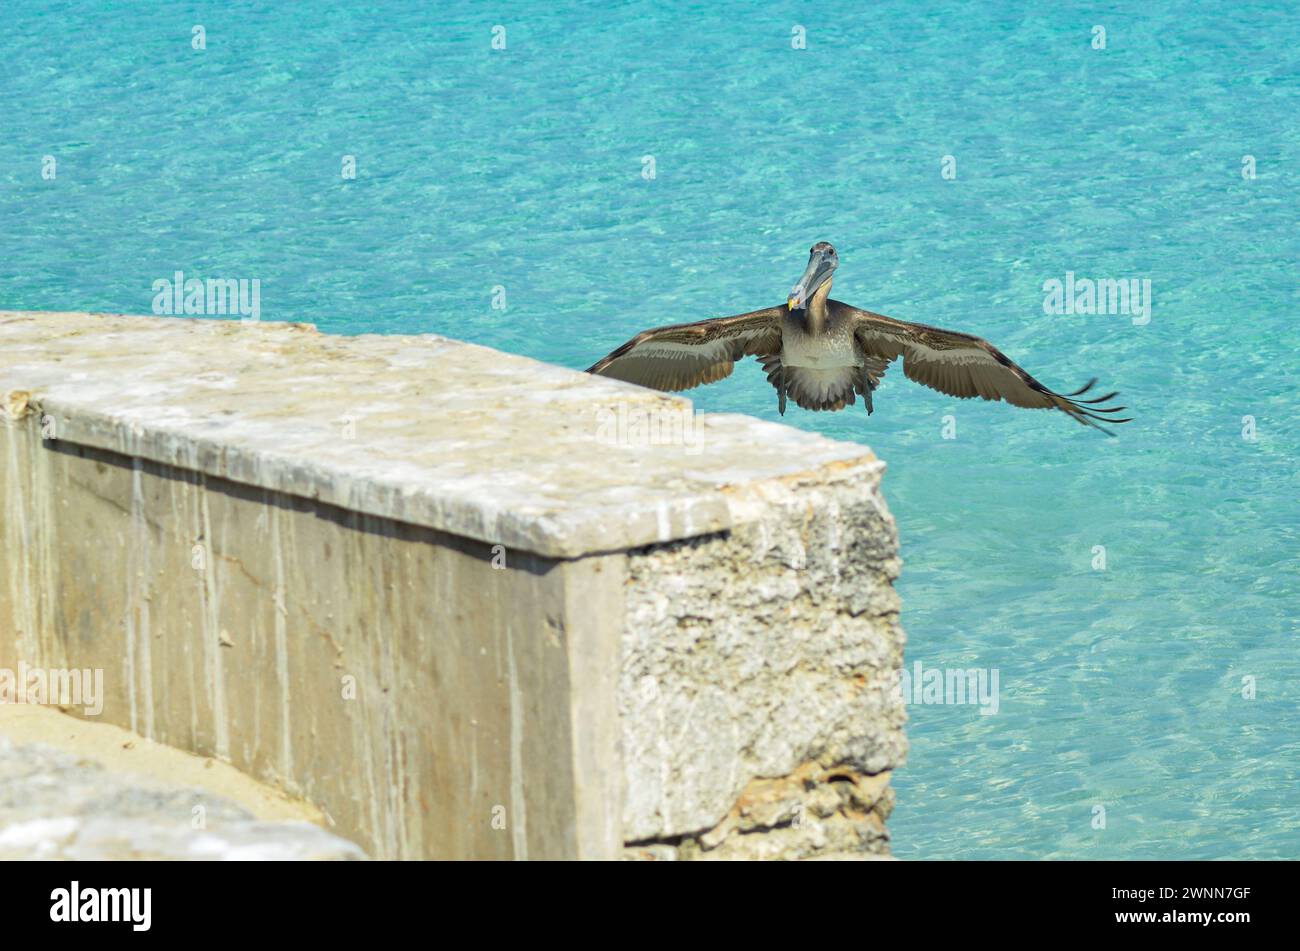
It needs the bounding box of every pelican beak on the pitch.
[788,246,836,311]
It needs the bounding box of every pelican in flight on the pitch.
[587,242,1131,434]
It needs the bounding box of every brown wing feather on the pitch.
[587,306,784,392]
[839,301,1132,434]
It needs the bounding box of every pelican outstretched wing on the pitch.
[840,302,1133,434]
[587,306,784,392]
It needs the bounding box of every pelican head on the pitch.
[788,241,839,310]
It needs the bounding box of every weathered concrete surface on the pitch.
[0,736,364,860]
[0,311,906,860]
[1,414,614,859]
[620,463,904,858]
[0,311,874,558]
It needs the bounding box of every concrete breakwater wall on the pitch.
[0,311,906,860]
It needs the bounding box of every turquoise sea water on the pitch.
[2,1,1296,859]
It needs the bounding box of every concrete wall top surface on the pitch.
[0,311,882,558]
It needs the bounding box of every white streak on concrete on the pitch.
[505,624,528,859]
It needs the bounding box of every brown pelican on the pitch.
[587,242,1131,433]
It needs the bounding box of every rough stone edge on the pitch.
[616,459,907,860]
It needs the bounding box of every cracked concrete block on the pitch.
[0,311,905,860]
